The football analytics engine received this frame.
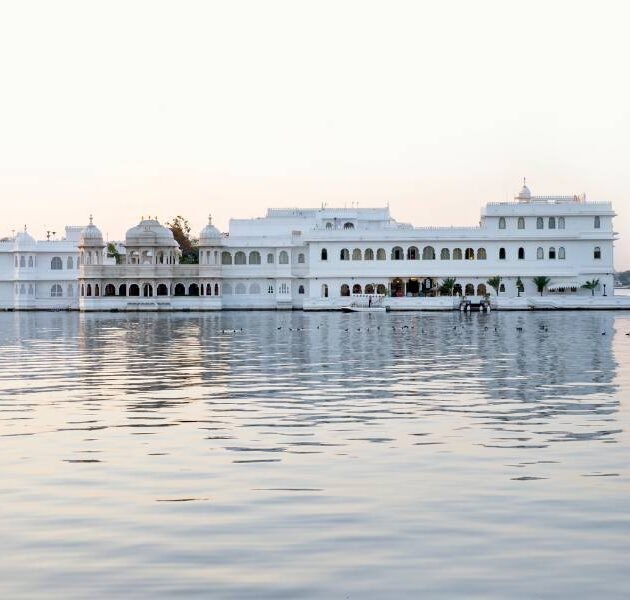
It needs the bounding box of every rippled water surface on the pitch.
[1,310,629,598]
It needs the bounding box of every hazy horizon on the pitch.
[2,0,629,268]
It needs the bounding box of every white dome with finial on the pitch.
[79,215,104,246]
[14,226,35,247]
[516,178,531,202]
[125,217,178,247]
[199,214,222,245]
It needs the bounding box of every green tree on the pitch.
[167,216,199,264]
[532,276,551,296]
[515,277,524,297]
[107,242,122,264]
[582,278,600,296]
[487,276,502,296]
[439,277,457,296]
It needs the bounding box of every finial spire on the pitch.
[523,177,527,185]
[208,213,212,225]
[89,214,93,225]
[23,225,27,232]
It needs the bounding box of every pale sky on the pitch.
[1,0,629,268]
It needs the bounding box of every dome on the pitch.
[79,215,104,246]
[199,215,221,245]
[14,226,35,246]
[125,217,178,248]
[516,179,531,201]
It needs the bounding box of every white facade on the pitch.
[0,226,84,310]
[0,184,622,311]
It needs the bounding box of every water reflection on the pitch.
[0,311,628,599]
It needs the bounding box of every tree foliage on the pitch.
[487,276,502,296]
[439,277,457,296]
[107,242,122,265]
[582,278,600,296]
[532,276,551,296]
[167,215,199,264]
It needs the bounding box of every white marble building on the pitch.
[0,183,622,311]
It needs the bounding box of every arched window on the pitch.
[365,284,375,294]
[205,283,211,296]
[173,283,185,296]
[105,284,116,296]
[549,217,556,229]
[499,283,505,292]
[376,248,386,260]
[189,283,199,296]
[440,248,450,260]
[234,251,246,265]
[453,248,462,260]
[249,251,261,265]
[279,251,289,264]
[499,247,506,260]
[235,283,246,294]
[594,246,601,259]
[465,248,475,260]
[517,217,525,230]
[86,284,92,297]
[157,284,168,296]
[407,246,419,260]
[221,251,232,265]
[476,248,487,260]
[352,248,362,260]
[80,284,84,297]
[298,253,305,264]
[558,247,566,259]
[321,248,328,261]
[279,283,289,295]
[537,247,544,260]
[340,248,350,261]
[594,216,601,229]
[325,222,333,230]
[549,247,556,260]
[391,246,404,260]
[498,217,506,229]
[95,283,100,296]
[128,284,139,296]
[143,283,153,297]
[119,284,127,297]
[340,284,350,296]
[223,283,233,295]
[376,284,387,295]
[352,284,362,294]
[28,256,34,268]
[321,284,328,298]
[19,256,25,268]
[536,217,544,230]
[298,285,305,295]
[214,283,219,296]
[343,222,354,229]
[558,217,565,229]
[267,284,273,294]
[66,256,73,269]
[422,246,435,260]
[476,284,487,296]
[465,283,475,295]
[364,248,374,260]
[50,284,62,297]
[51,256,62,270]
[267,253,274,264]
[249,283,261,294]
[518,247,525,260]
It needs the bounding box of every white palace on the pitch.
[1,183,626,311]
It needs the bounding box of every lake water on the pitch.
[1,310,629,599]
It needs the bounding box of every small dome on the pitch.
[125,217,178,248]
[199,215,221,245]
[79,215,104,246]
[14,226,35,246]
[516,179,531,201]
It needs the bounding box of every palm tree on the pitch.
[516,277,524,297]
[582,278,600,296]
[439,277,457,296]
[532,276,551,296]
[487,276,502,296]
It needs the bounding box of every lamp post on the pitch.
[603,283,607,297]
